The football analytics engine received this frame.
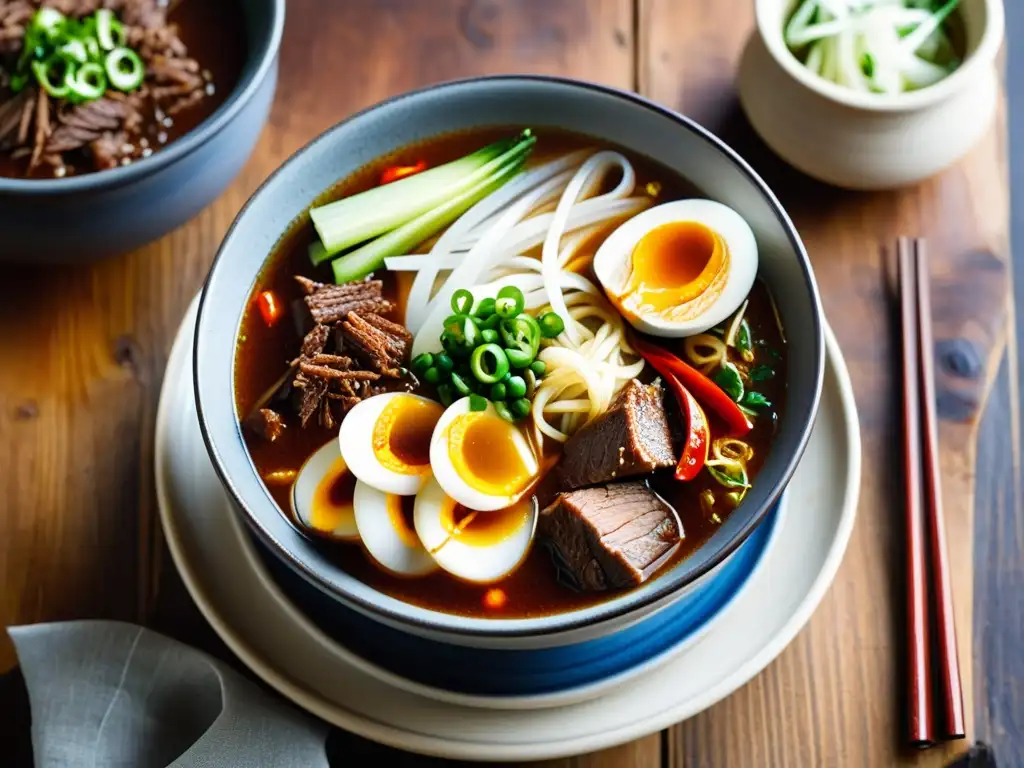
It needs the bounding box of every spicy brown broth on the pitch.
[235,129,787,619]
[0,0,248,179]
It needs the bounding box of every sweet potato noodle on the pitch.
[0,0,216,177]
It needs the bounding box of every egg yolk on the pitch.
[385,493,421,549]
[372,395,443,475]
[310,458,356,535]
[618,220,730,321]
[446,413,533,498]
[439,499,532,547]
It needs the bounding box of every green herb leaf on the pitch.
[736,320,754,362]
[713,361,744,402]
[748,364,774,382]
[740,391,771,410]
[707,463,750,490]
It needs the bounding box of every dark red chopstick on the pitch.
[912,239,967,741]
[897,237,966,748]
[898,237,934,748]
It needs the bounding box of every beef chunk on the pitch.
[558,379,676,490]
[539,482,682,591]
[245,408,285,442]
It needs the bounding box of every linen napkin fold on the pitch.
[8,620,330,768]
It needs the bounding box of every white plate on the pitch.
[156,298,860,762]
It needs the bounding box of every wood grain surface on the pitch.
[0,1,1016,766]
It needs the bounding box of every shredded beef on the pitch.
[340,311,410,377]
[245,408,286,443]
[304,279,391,325]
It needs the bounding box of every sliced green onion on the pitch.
[495,285,525,318]
[31,56,70,98]
[510,397,531,419]
[314,130,536,261]
[434,353,454,374]
[469,393,488,412]
[506,375,527,399]
[538,311,565,338]
[506,347,534,369]
[437,383,454,408]
[331,152,529,283]
[424,366,442,385]
[450,372,472,396]
[95,9,126,51]
[470,343,510,384]
[489,382,507,401]
[68,62,106,101]
[529,360,546,377]
[105,47,144,91]
[411,353,433,375]
[60,39,89,64]
[32,8,65,38]
[499,315,541,359]
[494,401,516,423]
[85,38,101,62]
[451,288,474,315]
[479,313,502,331]
[480,328,499,344]
[473,298,497,318]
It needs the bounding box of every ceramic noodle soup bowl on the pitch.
[195,77,824,691]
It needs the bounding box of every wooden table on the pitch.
[2,1,1019,766]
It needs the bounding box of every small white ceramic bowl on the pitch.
[738,0,1005,190]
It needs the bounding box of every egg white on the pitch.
[414,476,537,584]
[592,199,758,337]
[353,479,438,577]
[429,397,539,512]
[291,439,359,540]
[338,392,438,496]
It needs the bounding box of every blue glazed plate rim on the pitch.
[251,492,785,700]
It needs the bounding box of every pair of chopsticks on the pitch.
[897,237,966,748]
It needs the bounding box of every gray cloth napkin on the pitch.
[8,620,330,768]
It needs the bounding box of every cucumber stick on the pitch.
[311,131,536,261]
[331,154,529,285]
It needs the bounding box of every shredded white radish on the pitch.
[785,0,961,95]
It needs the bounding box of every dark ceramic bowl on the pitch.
[195,76,825,651]
[0,0,285,264]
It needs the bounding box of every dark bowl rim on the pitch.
[0,0,286,196]
[194,73,825,639]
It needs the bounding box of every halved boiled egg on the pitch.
[593,199,757,337]
[429,397,539,512]
[291,440,359,541]
[414,476,537,583]
[353,480,438,576]
[339,392,443,496]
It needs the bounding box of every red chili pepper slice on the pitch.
[661,373,711,481]
[631,333,753,436]
[257,290,282,327]
[380,160,427,185]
